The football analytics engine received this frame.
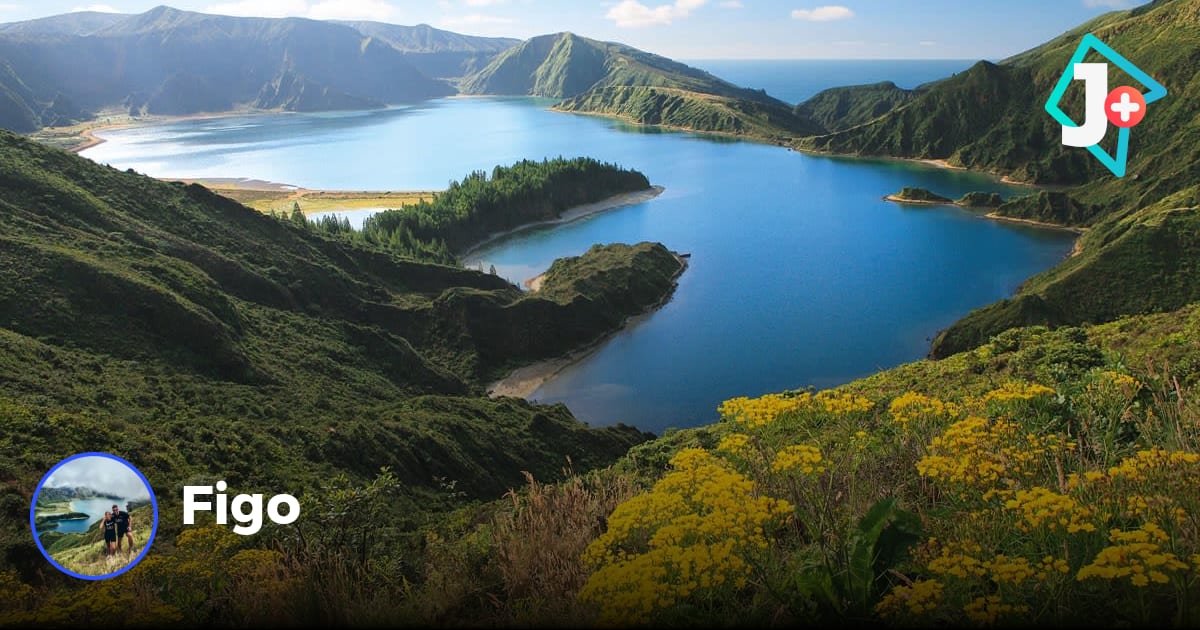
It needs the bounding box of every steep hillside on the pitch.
[0,129,691,586]
[0,6,454,128]
[340,21,517,78]
[793,81,918,132]
[461,32,820,140]
[792,0,1200,357]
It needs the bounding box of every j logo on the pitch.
[1045,34,1166,178]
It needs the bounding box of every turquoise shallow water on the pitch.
[82,95,1074,434]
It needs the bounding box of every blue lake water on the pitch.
[82,88,1074,434]
[40,497,130,534]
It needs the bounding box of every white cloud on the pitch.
[0,3,19,11]
[719,0,743,7]
[44,456,151,501]
[605,0,707,28]
[69,4,121,12]
[791,5,853,21]
[308,0,398,20]
[465,0,507,6]
[919,40,936,46]
[440,12,515,26]
[1083,0,1132,8]
[205,0,309,18]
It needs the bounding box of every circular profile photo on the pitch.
[29,452,159,580]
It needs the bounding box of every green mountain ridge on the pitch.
[0,129,689,573]
[460,31,822,139]
[0,6,473,127]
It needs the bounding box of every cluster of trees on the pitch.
[277,157,649,264]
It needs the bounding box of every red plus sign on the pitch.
[1105,86,1146,128]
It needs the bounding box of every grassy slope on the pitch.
[793,81,918,133]
[461,32,823,140]
[260,299,1200,627]
[0,130,683,581]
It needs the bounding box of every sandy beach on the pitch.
[488,253,688,399]
[459,185,665,259]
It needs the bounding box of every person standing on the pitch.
[111,504,133,554]
[102,511,117,556]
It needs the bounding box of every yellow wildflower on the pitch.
[1077,523,1188,587]
[771,445,826,475]
[875,579,943,618]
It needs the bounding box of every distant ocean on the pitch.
[686,59,979,105]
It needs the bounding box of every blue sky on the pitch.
[0,0,1140,59]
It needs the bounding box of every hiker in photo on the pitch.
[112,503,134,554]
[102,511,117,556]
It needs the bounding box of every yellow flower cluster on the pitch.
[888,392,960,429]
[875,579,943,618]
[916,417,1064,489]
[927,542,987,579]
[1037,556,1071,579]
[580,448,792,624]
[963,595,1029,626]
[771,445,826,475]
[982,554,1036,584]
[1004,487,1096,534]
[1107,448,1200,482]
[716,432,752,456]
[1077,523,1188,587]
[1065,469,1107,491]
[814,390,875,415]
[1088,370,1142,392]
[717,393,811,428]
[981,381,1056,404]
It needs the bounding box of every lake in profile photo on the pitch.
[30,453,158,579]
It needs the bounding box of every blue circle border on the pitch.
[29,452,159,581]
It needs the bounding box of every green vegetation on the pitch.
[537,243,685,313]
[556,86,821,141]
[39,505,155,576]
[461,32,822,141]
[33,512,89,526]
[993,190,1103,225]
[794,81,917,132]
[7,293,1198,625]
[304,157,650,260]
[0,130,694,600]
[888,186,953,204]
[795,0,1200,357]
[956,191,1005,208]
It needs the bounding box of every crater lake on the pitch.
[81,95,1075,434]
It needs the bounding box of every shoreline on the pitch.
[882,194,953,205]
[458,185,665,260]
[984,211,1087,234]
[56,109,266,154]
[882,194,1086,241]
[487,253,689,399]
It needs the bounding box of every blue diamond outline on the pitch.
[1043,33,1167,178]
